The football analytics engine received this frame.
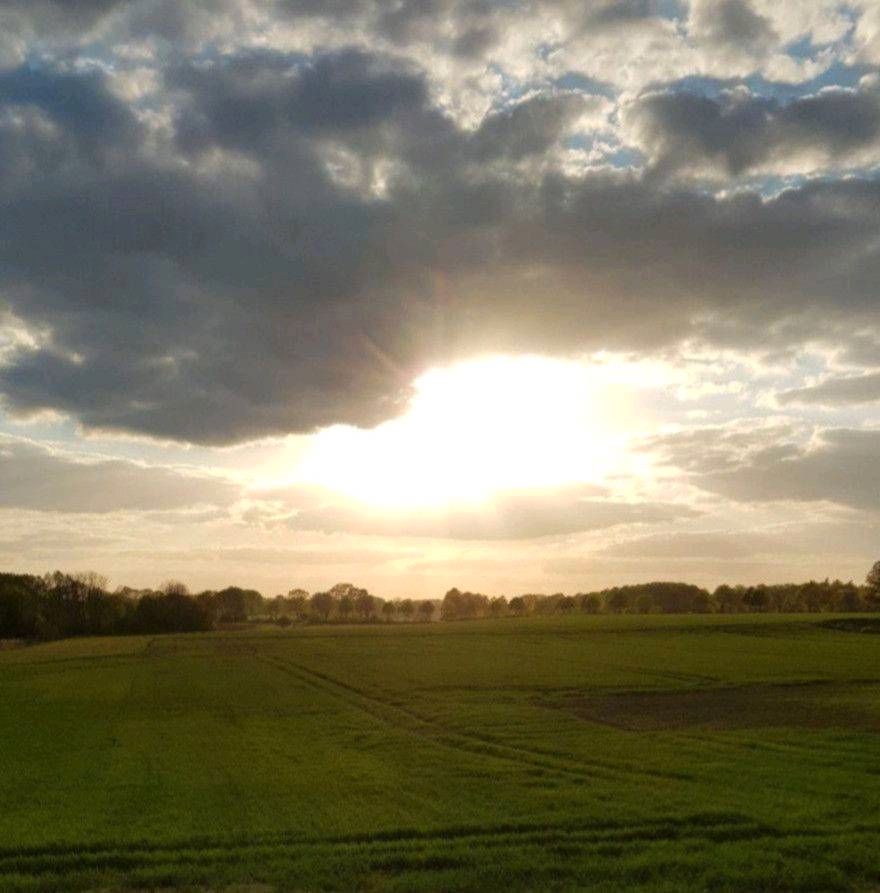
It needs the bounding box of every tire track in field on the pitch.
[668,726,880,764]
[0,812,783,880]
[258,652,689,785]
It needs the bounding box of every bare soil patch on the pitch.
[557,682,880,732]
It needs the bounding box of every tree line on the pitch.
[0,575,435,641]
[2,564,879,642]
[439,570,880,620]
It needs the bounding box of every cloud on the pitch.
[470,93,602,161]
[1,53,880,444]
[778,372,880,407]
[0,0,859,93]
[0,65,142,190]
[599,530,794,560]
[0,0,252,60]
[0,436,236,512]
[650,426,880,512]
[0,0,128,37]
[689,0,778,59]
[169,49,430,154]
[852,2,880,66]
[284,485,697,540]
[0,6,877,448]
[626,80,880,179]
[110,545,409,566]
[0,530,124,555]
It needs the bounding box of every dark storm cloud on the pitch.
[0,437,236,512]
[778,372,880,407]
[650,426,880,512]
[285,486,697,539]
[627,81,880,177]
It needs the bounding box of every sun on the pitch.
[291,354,638,510]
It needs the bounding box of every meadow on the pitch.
[0,613,878,891]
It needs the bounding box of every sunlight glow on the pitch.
[293,355,641,509]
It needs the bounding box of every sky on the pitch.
[1,0,880,598]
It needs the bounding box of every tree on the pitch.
[606,590,629,614]
[131,591,212,634]
[489,596,508,617]
[328,582,358,601]
[836,583,863,613]
[382,601,396,622]
[310,591,334,622]
[742,586,768,613]
[338,595,354,621]
[288,590,310,620]
[355,589,376,621]
[84,591,127,635]
[399,599,415,621]
[865,561,880,611]
[0,574,45,639]
[160,580,189,597]
[691,591,712,613]
[714,585,742,614]
[417,600,435,622]
[440,588,489,620]
[212,587,254,622]
[581,594,601,614]
[43,572,99,637]
[635,593,653,614]
[441,588,462,620]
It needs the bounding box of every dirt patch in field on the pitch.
[557,683,880,732]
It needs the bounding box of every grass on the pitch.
[0,613,878,890]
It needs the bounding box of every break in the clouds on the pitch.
[0,0,879,592]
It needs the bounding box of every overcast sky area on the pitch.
[1,0,880,597]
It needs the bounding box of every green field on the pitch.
[1,614,878,891]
